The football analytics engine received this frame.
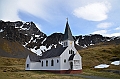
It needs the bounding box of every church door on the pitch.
[70,62,73,70]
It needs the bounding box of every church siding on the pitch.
[39,57,60,70]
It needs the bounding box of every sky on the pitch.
[0,0,120,37]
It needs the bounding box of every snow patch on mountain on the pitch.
[0,29,4,32]
[76,39,79,46]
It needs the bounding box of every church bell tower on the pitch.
[62,19,74,47]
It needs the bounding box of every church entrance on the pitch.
[70,62,73,70]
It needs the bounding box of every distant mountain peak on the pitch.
[0,20,120,56]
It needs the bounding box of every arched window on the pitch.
[42,61,43,67]
[57,59,59,63]
[72,50,74,54]
[46,60,48,66]
[51,59,54,66]
[71,50,72,54]
[69,50,71,54]
[64,59,66,63]
[27,64,29,68]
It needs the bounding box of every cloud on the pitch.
[92,30,120,37]
[0,0,21,21]
[18,0,51,21]
[97,22,112,29]
[92,30,107,35]
[73,2,111,21]
[111,33,120,36]
[0,0,52,22]
[115,26,120,30]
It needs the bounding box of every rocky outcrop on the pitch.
[0,20,120,56]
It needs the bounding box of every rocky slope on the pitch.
[0,20,120,57]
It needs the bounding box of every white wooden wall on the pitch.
[39,57,60,70]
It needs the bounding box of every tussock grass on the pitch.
[0,43,120,79]
[79,44,120,69]
[0,57,85,79]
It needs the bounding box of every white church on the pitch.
[25,20,82,74]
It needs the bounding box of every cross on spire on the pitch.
[66,18,68,21]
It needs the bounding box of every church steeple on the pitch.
[63,19,74,41]
[62,19,74,47]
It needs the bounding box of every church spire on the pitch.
[63,19,74,41]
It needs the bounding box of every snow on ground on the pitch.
[31,48,42,56]
[90,43,94,45]
[81,44,87,48]
[59,41,62,45]
[111,61,120,65]
[75,39,79,46]
[0,29,3,32]
[30,45,52,56]
[35,35,40,37]
[41,38,46,44]
[94,64,110,68]
[54,44,57,48]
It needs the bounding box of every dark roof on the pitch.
[40,44,67,59]
[29,54,40,62]
[28,45,66,61]
[63,21,74,41]
[69,54,75,61]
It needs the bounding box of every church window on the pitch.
[65,42,67,46]
[64,42,67,47]
[70,50,72,54]
[57,59,59,63]
[64,59,66,63]
[42,61,43,67]
[39,60,41,62]
[69,50,71,54]
[72,51,74,54]
[46,60,48,66]
[51,59,54,66]
[27,64,29,68]
[74,60,80,65]
[69,50,74,54]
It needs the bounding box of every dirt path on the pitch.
[61,74,112,79]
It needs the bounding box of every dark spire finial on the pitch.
[63,19,74,41]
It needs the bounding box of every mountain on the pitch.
[0,20,120,57]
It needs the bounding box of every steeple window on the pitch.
[69,50,74,54]
[64,42,67,47]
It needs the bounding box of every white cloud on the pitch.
[92,30,120,37]
[73,2,111,21]
[115,26,120,30]
[92,30,107,35]
[0,0,21,21]
[111,33,120,36]
[18,0,51,21]
[0,0,52,22]
[97,22,112,29]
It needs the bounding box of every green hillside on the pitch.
[79,42,120,69]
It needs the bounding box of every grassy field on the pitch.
[0,56,120,79]
[0,43,120,79]
[0,57,85,79]
[79,43,120,69]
